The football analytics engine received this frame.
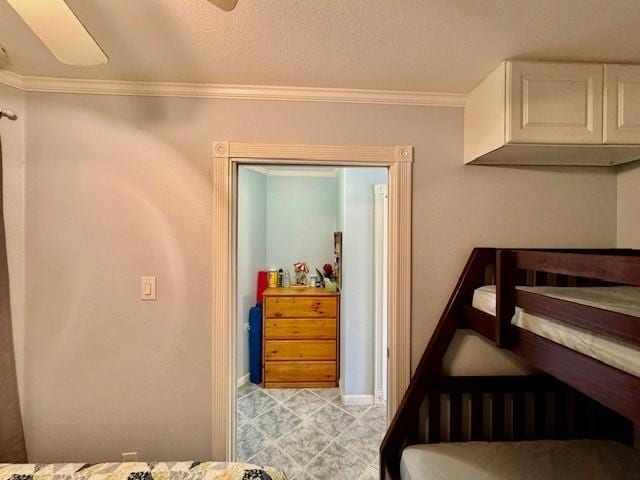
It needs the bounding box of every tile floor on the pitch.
[236,383,386,480]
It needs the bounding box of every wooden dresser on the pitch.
[262,287,340,388]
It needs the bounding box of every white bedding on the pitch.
[400,440,640,480]
[472,285,640,377]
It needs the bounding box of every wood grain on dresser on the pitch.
[262,287,340,388]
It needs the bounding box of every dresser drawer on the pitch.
[265,296,337,318]
[264,318,337,339]
[265,340,336,361]
[264,361,336,383]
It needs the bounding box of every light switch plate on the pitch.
[140,276,157,300]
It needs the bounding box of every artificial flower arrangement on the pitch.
[317,263,338,292]
[293,262,309,286]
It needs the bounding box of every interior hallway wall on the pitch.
[22,91,618,461]
[266,174,337,274]
[617,163,640,248]
[0,84,26,406]
[237,167,267,380]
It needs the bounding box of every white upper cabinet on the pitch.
[604,64,640,144]
[507,61,603,144]
[464,60,640,166]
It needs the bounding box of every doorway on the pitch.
[210,142,412,467]
[235,165,388,478]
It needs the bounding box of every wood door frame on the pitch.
[211,141,413,460]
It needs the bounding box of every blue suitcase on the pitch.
[248,304,263,384]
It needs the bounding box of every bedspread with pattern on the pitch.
[0,462,286,480]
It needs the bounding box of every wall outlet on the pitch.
[121,452,138,462]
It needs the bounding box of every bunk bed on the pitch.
[381,248,640,479]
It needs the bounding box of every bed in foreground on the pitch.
[0,461,286,480]
[381,248,640,479]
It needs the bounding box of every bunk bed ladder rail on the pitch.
[380,248,497,479]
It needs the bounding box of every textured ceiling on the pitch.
[1,0,640,93]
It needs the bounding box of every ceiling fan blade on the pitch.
[7,0,108,66]
[208,0,239,11]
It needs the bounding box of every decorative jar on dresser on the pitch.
[262,287,340,388]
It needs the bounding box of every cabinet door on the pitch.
[507,61,603,144]
[604,64,640,144]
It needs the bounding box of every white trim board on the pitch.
[212,141,412,461]
[0,69,466,107]
[243,165,337,178]
[236,374,250,389]
[341,394,375,406]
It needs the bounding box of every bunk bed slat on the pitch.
[554,389,567,439]
[491,392,505,441]
[533,391,546,438]
[428,393,440,443]
[512,391,525,441]
[470,391,483,441]
[448,392,462,442]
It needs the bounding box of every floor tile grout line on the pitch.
[239,390,325,467]
[238,387,385,479]
[251,397,304,431]
[249,403,334,472]
[335,436,381,468]
[300,436,338,471]
[282,390,331,419]
[329,400,372,418]
[240,413,289,463]
[261,387,302,404]
[246,438,302,477]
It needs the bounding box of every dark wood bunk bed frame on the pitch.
[380,248,640,479]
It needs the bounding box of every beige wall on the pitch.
[19,91,619,462]
[617,163,640,248]
[0,84,26,404]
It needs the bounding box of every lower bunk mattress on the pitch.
[0,462,285,480]
[400,440,640,480]
[472,285,640,376]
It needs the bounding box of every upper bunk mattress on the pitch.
[472,285,640,377]
[400,440,640,480]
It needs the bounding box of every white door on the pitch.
[604,64,640,144]
[507,61,603,144]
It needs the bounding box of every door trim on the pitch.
[211,141,413,460]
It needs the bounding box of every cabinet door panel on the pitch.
[604,64,640,144]
[507,61,603,144]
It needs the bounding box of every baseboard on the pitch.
[237,373,250,388]
[341,394,374,406]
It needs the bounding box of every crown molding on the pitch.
[0,70,23,90]
[0,69,466,107]
[244,165,337,178]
